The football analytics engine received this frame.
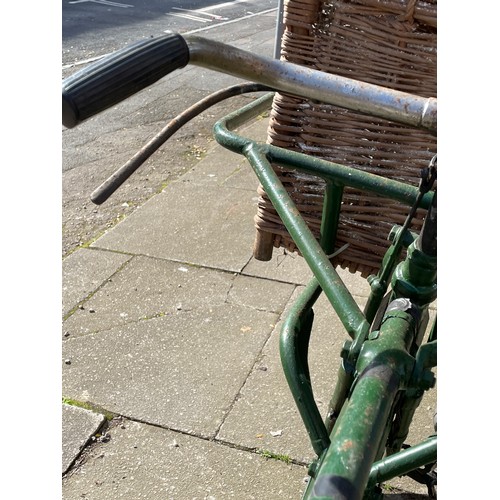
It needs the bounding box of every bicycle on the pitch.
[62,32,437,499]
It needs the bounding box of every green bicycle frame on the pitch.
[214,93,437,499]
[61,32,438,500]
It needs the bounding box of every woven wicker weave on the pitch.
[254,0,437,277]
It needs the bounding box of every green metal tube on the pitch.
[308,361,401,499]
[367,436,437,487]
[384,341,436,456]
[217,92,274,130]
[324,358,355,435]
[214,96,434,211]
[319,181,343,255]
[244,143,369,341]
[280,278,331,456]
[307,306,417,499]
[385,389,424,456]
[266,146,433,210]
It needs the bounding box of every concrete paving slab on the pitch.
[62,403,106,474]
[62,420,308,500]
[227,273,295,314]
[179,151,255,189]
[63,303,280,438]
[91,180,257,273]
[217,289,362,464]
[88,114,271,273]
[63,255,237,337]
[63,255,295,337]
[181,149,262,193]
[62,248,131,318]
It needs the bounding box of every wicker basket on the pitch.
[254,0,437,277]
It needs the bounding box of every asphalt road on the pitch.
[62,0,279,257]
[63,0,279,70]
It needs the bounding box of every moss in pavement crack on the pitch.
[62,398,115,421]
[258,449,293,464]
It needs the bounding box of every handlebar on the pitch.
[62,33,189,128]
[62,32,437,132]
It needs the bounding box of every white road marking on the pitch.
[172,7,228,21]
[166,0,260,25]
[182,7,277,35]
[198,0,253,13]
[169,12,210,23]
[68,0,134,7]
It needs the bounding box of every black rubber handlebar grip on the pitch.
[62,33,190,128]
